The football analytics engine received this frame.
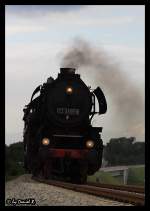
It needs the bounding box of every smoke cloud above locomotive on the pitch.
[60,38,144,140]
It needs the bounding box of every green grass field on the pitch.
[127,166,145,186]
[87,166,145,186]
[87,171,123,185]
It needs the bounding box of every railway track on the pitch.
[32,177,145,206]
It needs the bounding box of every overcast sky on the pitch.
[6,5,145,145]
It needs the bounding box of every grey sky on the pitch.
[6,5,145,145]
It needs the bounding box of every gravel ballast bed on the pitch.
[5,174,132,206]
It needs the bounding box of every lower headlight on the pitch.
[42,138,50,146]
[86,140,94,148]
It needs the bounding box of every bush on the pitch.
[5,142,25,181]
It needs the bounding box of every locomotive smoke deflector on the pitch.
[93,87,107,114]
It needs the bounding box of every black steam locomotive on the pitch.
[23,68,107,183]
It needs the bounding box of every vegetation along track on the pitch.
[32,177,145,206]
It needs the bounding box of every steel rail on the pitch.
[87,182,145,194]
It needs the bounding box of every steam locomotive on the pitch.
[23,68,107,183]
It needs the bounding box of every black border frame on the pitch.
[1,0,149,208]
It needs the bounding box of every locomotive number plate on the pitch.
[57,108,80,116]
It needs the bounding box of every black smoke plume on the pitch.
[60,38,144,139]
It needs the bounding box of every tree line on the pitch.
[103,137,145,166]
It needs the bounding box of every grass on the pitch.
[5,165,25,182]
[87,171,123,185]
[87,166,145,186]
[127,166,145,186]
[5,175,20,182]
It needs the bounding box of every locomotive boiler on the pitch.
[23,68,107,183]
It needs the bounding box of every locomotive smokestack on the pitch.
[60,68,76,75]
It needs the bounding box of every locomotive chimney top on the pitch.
[60,68,76,75]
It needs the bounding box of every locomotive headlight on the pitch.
[86,140,94,148]
[42,138,50,146]
[66,87,73,95]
